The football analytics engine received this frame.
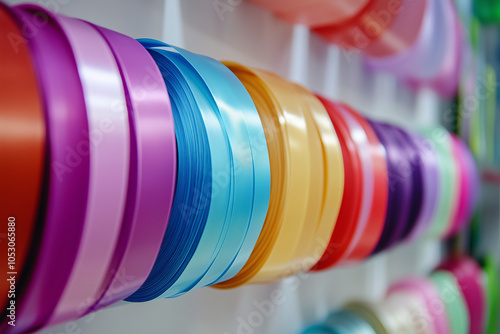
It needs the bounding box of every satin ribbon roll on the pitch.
[431,270,470,334]
[438,256,486,334]
[311,98,363,271]
[220,68,323,284]
[408,0,461,97]
[313,0,427,58]
[472,0,500,24]
[381,291,428,334]
[213,64,289,289]
[333,104,375,262]
[474,0,500,23]
[364,0,437,80]
[5,6,90,333]
[421,128,457,239]
[35,11,131,328]
[405,134,439,241]
[87,25,176,309]
[302,324,337,334]
[419,0,456,80]
[389,278,449,334]
[341,105,387,261]
[149,42,269,295]
[126,41,215,302]
[248,0,371,28]
[217,65,341,286]
[350,297,412,334]
[289,91,343,276]
[392,127,424,240]
[324,309,377,334]
[177,54,271,289]
[248,70,325,283]
[0,3,45,312]
[369,121,412,252]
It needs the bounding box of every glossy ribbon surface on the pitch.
[44,12,130,327]
[90,25,176,309]
[7,6,89,333]
[311,98,363,270]
[0,3,45,312]
[214,63,287,288]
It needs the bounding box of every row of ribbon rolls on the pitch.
[302,255,499,334]
[247,0,465,97]
[0,3,479,333]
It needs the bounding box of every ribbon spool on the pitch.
[128,40,244,299]
[405,134,439,241]
[342,105,387,261]
[247,70,328,283]
[6,6,90,333]
[363,0,437,80]
[37,11,131,328]
[313,0,427,58]
[126,40,214,302]
[389,278,449,334]
[158,43,269,295]
[431,270,470,334]
[324,309,377,334]
[392,127,424,240]
[88,25,176,309]
[421,128,457,239]
[333,104,375,263]
[175,47,266,293]
[407,0,461,97]
[213,64,288,289]
[474,0,500,23]
[0,3,45,312]
[216,65,343,286]
[427,2,462,98]
[248,0,370,28]
[438,256,486,334]
[302,324,337,334]
[381,292,428,334]
[223,68,324,284]
[369,121,412,252]
[311,98,363,271]
[288,91,343,275]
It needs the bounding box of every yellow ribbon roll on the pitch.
[215,63,343,287]
[287,83,344,274]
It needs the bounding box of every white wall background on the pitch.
[5,0,444,333]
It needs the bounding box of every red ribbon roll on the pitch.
[341,104,387,262]
[311,97,363,270]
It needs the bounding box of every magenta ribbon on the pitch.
[5,6,89,334]
[89,24,177,310]
[41,12,131,328]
